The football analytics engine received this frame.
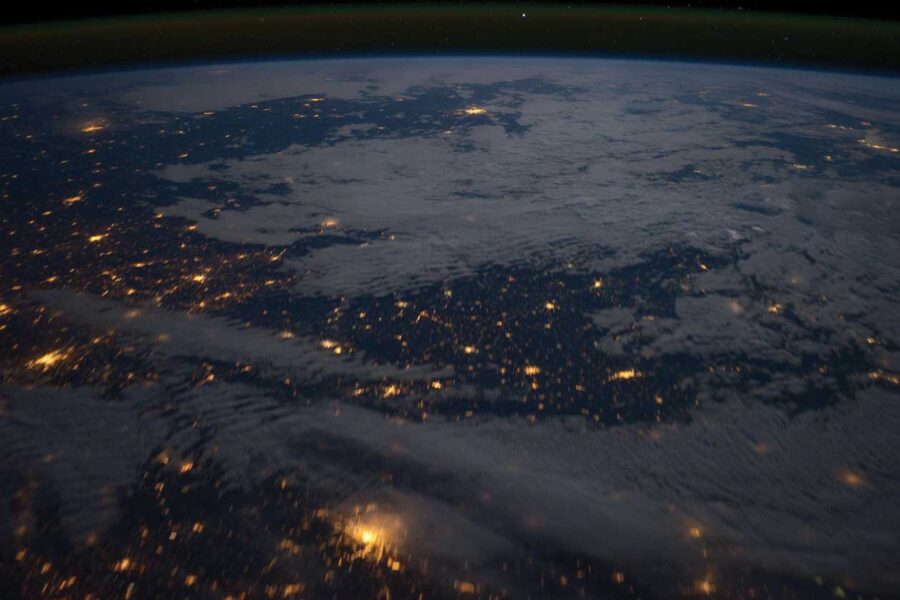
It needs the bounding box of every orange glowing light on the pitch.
[837,469,865,488]
[113,558,132,572]
[695,578,716,595]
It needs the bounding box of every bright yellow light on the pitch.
[461,106,487,116]
[27,350,70,370]
[608,369,640,382]
[358,529,376,544]
[81,123,105,133]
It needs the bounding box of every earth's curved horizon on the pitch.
[1,56,899,599]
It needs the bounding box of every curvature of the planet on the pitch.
[0,56,899,599]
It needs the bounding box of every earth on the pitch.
[0,57,899,599]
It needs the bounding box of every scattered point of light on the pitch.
[689,526,702,539]
[321,217,339,228]
[382,384,400,398]
[592,279,603,289]
[0,303,11,317]
[695,578,716,595]
[544,301,558,311]
[524,365,541,376]
[87,233,107,243]
[461,106,488,116]
[63,195,83,205]
[858,138,899,153]
[867,369,900,385]
[463,345,477,354]
[190,274,206,283]
[768,303,782,314]
[80,123,105,134]
[112,558,132,572]
[179,461,194,474]
[455,581,477,594]
[836,469,865,488]
[608,369,641,382]
[430,380,442,390]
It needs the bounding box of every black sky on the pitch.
[2,0,898,27]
